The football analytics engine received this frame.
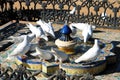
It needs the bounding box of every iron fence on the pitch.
[0,0,120,28]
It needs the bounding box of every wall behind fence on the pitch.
[0,0,120,28]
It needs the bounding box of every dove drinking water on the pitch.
[82,24,93,43]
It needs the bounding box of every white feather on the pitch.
[36,19,55,38]
[101,12,107,20]
[69,7,76,14]
[8,33,35,43]
[82,24,93,43]
[51,48,68,62]
[26,23,48,41]
[75,39,101,63]
[69,23,96,31]
[6,35,31,60]
[32,46,53,60]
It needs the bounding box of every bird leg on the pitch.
[21,55,27,60]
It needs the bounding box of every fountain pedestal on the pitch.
[55,24,76,54]
[55,39,76,54]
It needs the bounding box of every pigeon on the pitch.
[74,39,101,63]
[69,23,96,31]
[8,33,35,43]
[31,46,53,61]
[69,7,76,14]
[101,12,107,20]
[51,48,69,63]
[26,23,48,41]
[29,43,38,51]
[82,24,93,43]
[5,35,31,61]
[36,19,55,38]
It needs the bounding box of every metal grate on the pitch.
[0,0,120,28]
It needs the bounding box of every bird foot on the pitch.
[55,60,60,63]
[21,55,27,59]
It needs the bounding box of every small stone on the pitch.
[95,76,103,80]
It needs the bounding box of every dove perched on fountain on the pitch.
[69,23,96,31]
[36,19,55,38]
[75,39,101,63]
[82,24,93,43]
[8,33,35,43]
[31,45,53,61]
[69,7,76,14]
[5,35,31,61]
[51,48,69,63]
[26,23,48,41]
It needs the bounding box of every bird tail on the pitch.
[40,35,48,41]
[31,52,40,56]
[50,48,61,58]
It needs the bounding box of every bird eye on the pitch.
[73,26,76,28]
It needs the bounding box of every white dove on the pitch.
[75,39,101,63]
[8,33,35,43]
[101,12,107,20]
[69,7,76,14]
[69,23,96,31]
[5,35,31,61]
[31,46,53,61]
[36,19,55,38]
[51,48,69,63]
[26,23,48,41]
[82,24,93,43]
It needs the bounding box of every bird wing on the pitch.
[27,33,35,42]
[8,35,30,57]
[75,46,100,63]
[31,52,40,56]
[37,27,48,41]
[26,23,36,34]
[35,46,53,60]
[82,26,89,43]
[51,48,68,61]
[37,19,55,38]
[75,48,95,63]
[8,35,25,43]
[47,21,55,38]
[87,25,93,36]
[69,7,76,14]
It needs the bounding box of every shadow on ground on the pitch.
[97,40,120,76]
[93,30,105,33]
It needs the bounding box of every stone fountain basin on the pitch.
[14,40,116,76]
[60,41,116,75]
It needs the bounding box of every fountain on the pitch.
[0,21,116,79]
[55,23,76,54]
